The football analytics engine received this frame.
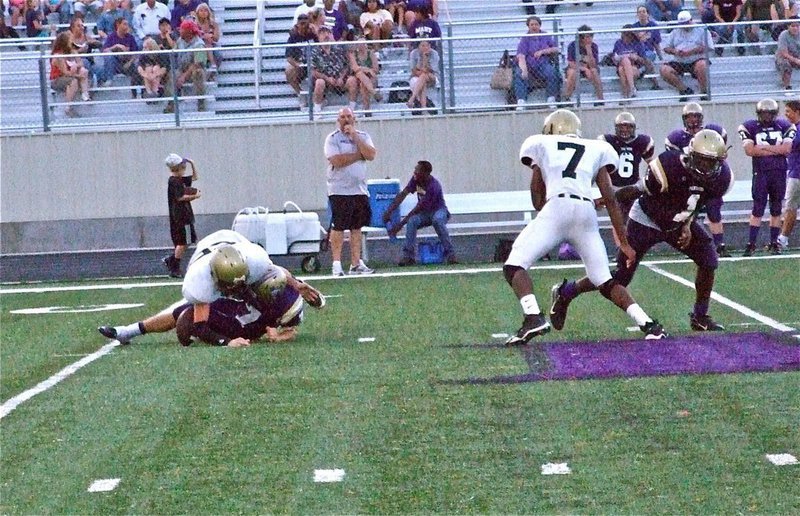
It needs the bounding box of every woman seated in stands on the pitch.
[25,0,50,38]
[69,15,101,85]
[8,0,26,27]
[348,37,381,111]
[195,3,221,70]
[50,31,91,117]
[407,38,438,111]
[612,25,649,102]
[137,37,168,98]
[360,0,394,43]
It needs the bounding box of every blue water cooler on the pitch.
[367,179,401,228]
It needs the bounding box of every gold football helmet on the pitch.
[682,102,704,133]
[686,129,727,181]
[614,111,636,141]
[210,245,249,296]
[756,98,779,125]
[542,109,581,136]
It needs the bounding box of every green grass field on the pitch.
[1,255,799,513]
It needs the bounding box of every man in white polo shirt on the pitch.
[133,0,171,45]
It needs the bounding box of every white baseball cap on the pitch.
[165,153,186,168]
[677,10,692,23]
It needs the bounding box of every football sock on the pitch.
[769,226,780,242]
[712,233,723,246]
[520,294,541,315]
[116,322,145,341]
[693,300,709,318]
[561,280,579,301]
[626,303,650,327]
[313,103,323,113]
[748,225,760,245]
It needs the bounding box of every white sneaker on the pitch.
[348,261,374,275]
[547,96,557,109]
[516,99,525,111]
[630,87,638,97]
[331,263,344,277]
[777,234,789,249]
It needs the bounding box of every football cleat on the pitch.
[742,243,757,257]
[301,282,326,309]
[641,320,668,340]
[549,279,571,331]
[767,242,782,255]
[716,243,732,258]
[98,325,130,345]
[505,313,551,346]
[689,313,725,331]
[349,262,374,275]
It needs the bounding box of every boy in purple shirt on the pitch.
[382,160,457,266]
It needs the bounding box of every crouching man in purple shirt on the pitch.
[382,160,458,266]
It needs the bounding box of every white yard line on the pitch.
[644,264,797,333]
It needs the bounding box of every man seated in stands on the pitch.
[132,0,170,47]
[360,0,393,43]
[712,0,746,56]
[646,0,684,22]
[163,19,208,113]
[310,25,358,113]
[170,0,200,33]
[742,0,777,53]
[294,0,319,24]
[776,17,800,92]
[563,24,604,105]
[43,0,70,26]
[73,0,104,21]
[660,10,714,101]
[407,4,441,50]
[285,13,318,109]
[96,0,133,41]
[404,0,437,29]
[512,15,561,110]
[407,39,438,112]
[97,17,141,97]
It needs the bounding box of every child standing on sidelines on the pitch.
[163,153,201,278]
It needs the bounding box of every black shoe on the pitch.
[767,242,782,255]
[505,313,551,346]
[689,313,725,331]
[679,87,694,103]
[641,319,668,339]
[549,279,570,331]
[398,256,416,266]
[742,243,757,257]
[716,243,732,258]
[715,47,724,57]
[98,325,131,345]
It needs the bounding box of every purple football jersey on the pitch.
[665,124,728,152]
[737,118,796,173]
[639,150,733,232]
[600,133,655,187]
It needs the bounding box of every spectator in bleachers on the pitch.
[407,4,440,50]
[360,0,393,43]
[96,0,133,41]
[137,36,167,98]
[404,0,436,28]
[43,0,69,26]
[770,0,799,40]
[294,0,319,24]
[386,0,406,34]
[132,0,170,46]
[713,0,746,56]
[154,15,175,50]
[72,0,104,21]
[69,16,101,84]
[308,7,326,37]
[340,0,366,30]
[612,25,649,102]
[513,15,561,110]
[25,0,50,38]
[660,10,714,101]
[311,25,357,113]
[195,3,220,68]
[407,38,437,111]
[562,25,604,105]
[522,0,562,15]
[163,19,207,112]
[285,13,317,108]
[775,17,800,91]
[695,0,717,24]
[170,0,199,32]
[633,4,664,61]
[8,0,26,27]
[646,0,684,22]
[348,36,380,111]
[322,0,347,40]
[50,31,91,117]
[742,0,777,53]
[0,15,24,49]
[97,17,140,96]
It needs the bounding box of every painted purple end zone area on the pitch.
[460,332,800,385]
[536,332,800,381]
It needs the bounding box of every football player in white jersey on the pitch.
[98,230,324,347]
[503,109,666,345]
